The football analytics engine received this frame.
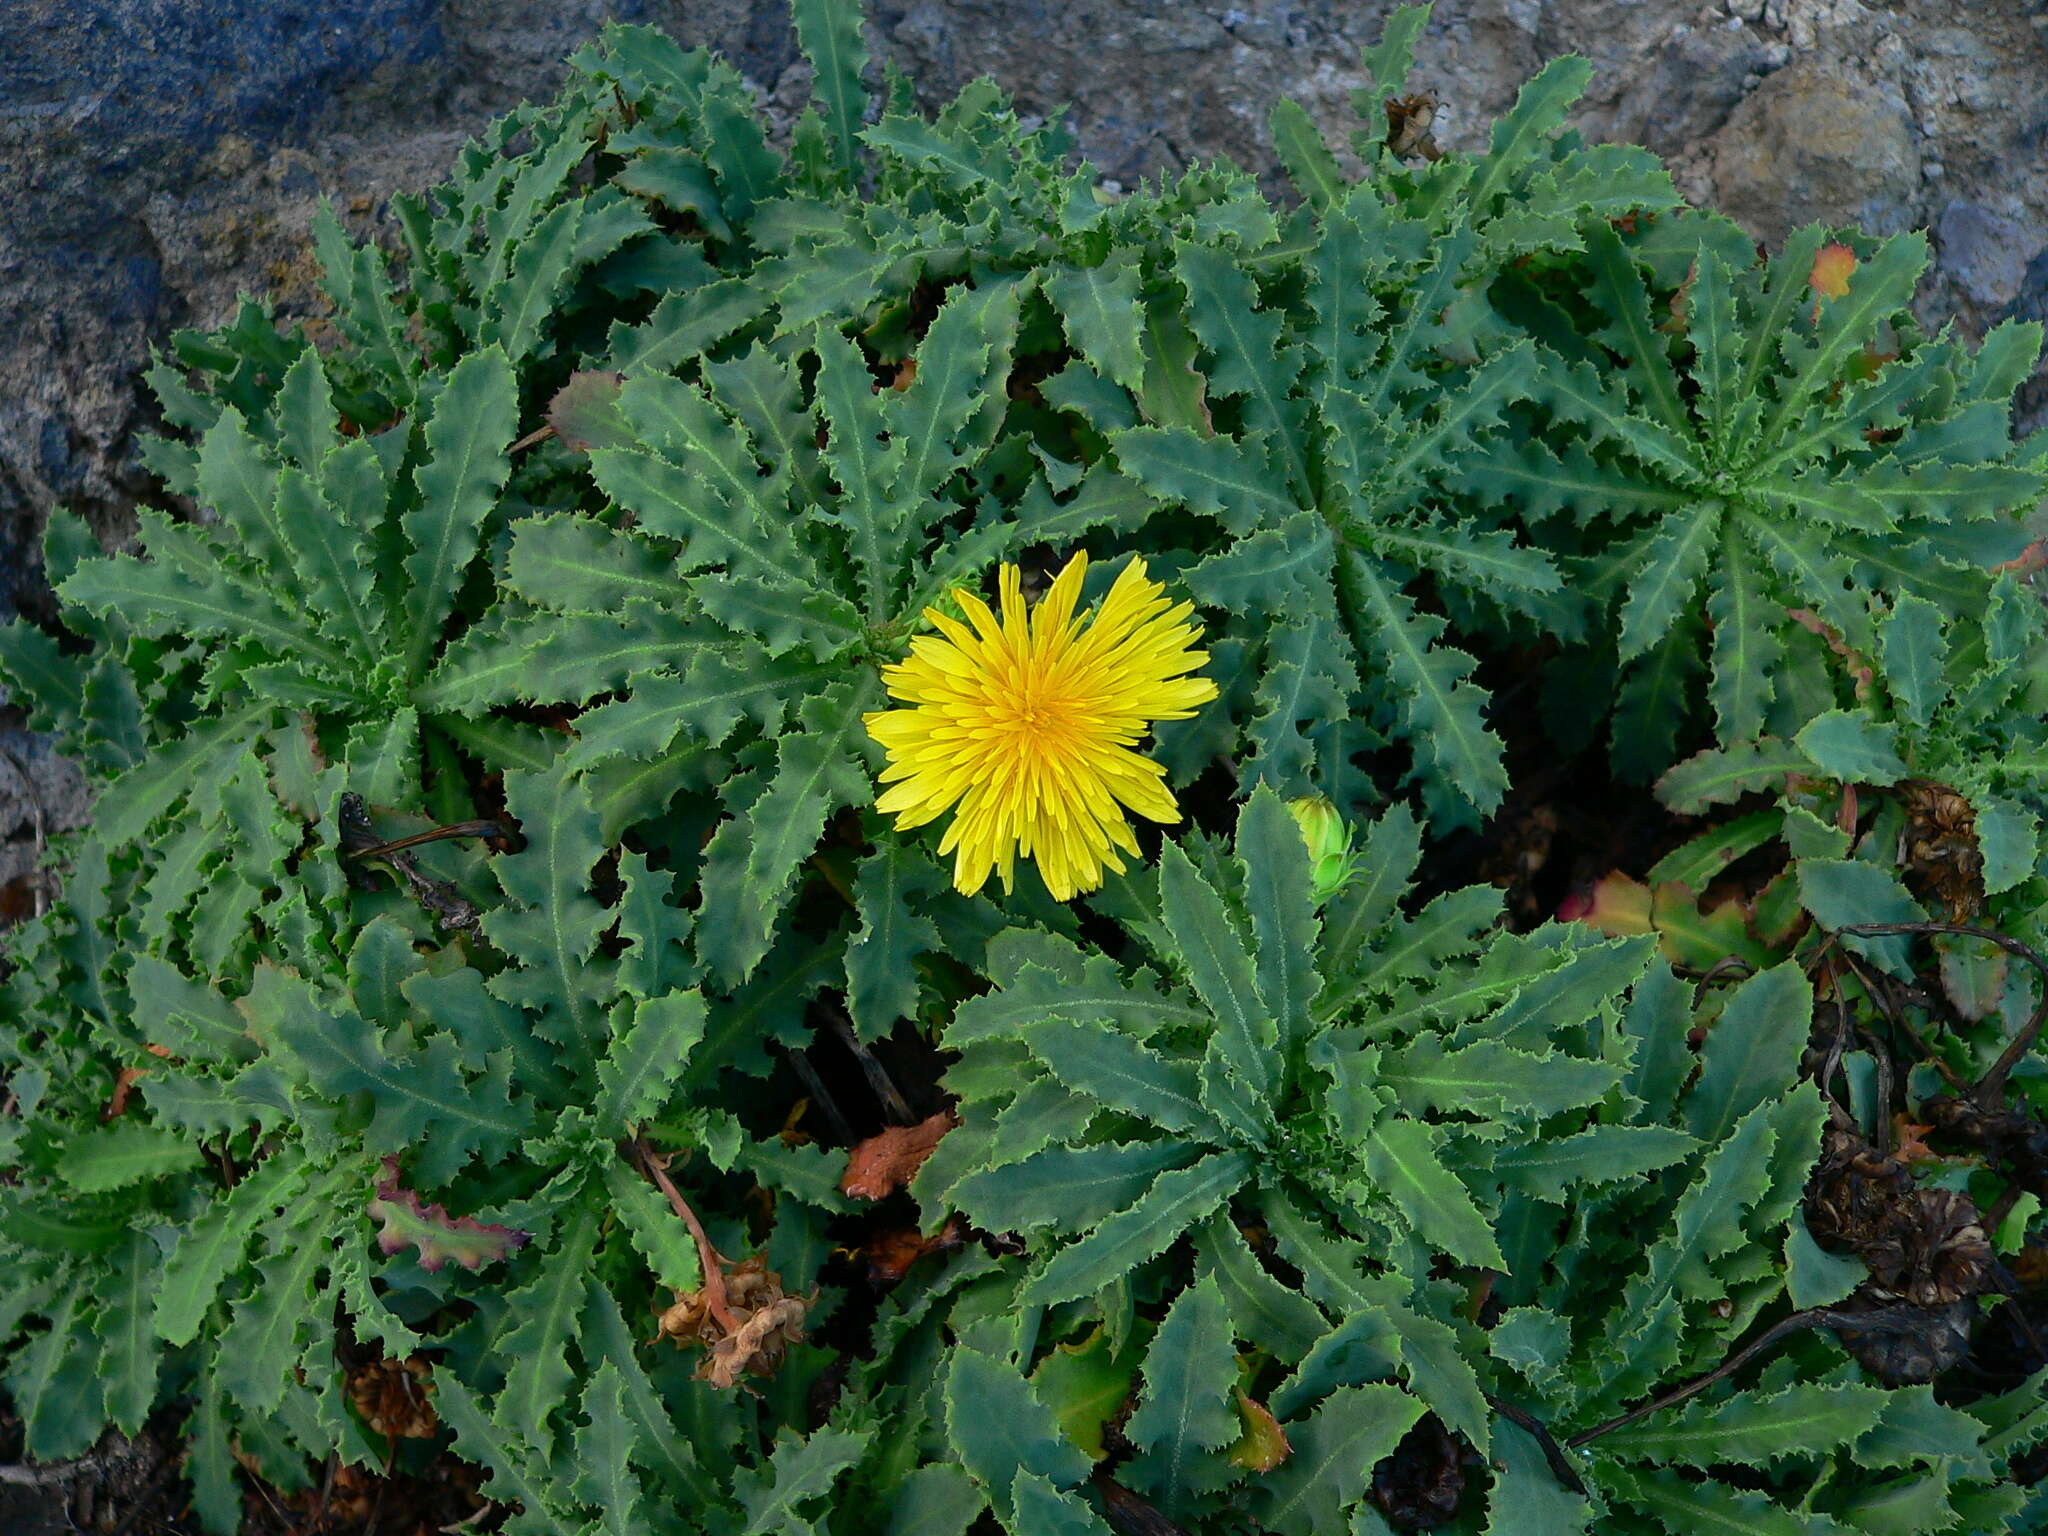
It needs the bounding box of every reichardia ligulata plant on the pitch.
[2,0,2046,1532]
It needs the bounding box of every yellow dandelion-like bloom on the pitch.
[864,552,1218,901]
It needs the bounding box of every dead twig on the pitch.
[1568,1305,1965,1453]
[0,740,48,919]
[1568,1310,1831,1449]
[1484,1393,1586,1495]
[1837,946,1967,1098]
[819,999,914,1125]
[627,1136,735,1331]
[1688,953,1757,1005]
[0,1462,81,1486]
[1839,922,2048,1109]
[781,1044,856,1145]
[338,793,494,935]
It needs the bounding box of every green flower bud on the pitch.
[1286,795,1356,903]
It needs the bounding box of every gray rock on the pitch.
[2002,243,2048,437]
[1605,22,1789,157]
[3,0,2048,634]
[1937,199,2037,308]
[1706,59,1920,245]
[0,726,90,890]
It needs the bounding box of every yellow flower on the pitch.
[864,552,1218,901]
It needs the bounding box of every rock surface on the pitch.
[1,0,2046,625]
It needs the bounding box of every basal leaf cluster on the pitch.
[2,2,2045,1533]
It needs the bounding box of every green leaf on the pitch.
[60,552,328,666]
[734,1430,873,1535]
[1793,709,1910,786]
[1238,786,1322,1059]
[1879,594,1951,731]
[435,1373,574,1531]
[1760,231,1929,448]
[711,680,873,982]
[346,704,418,808]
[216,1216,331,1416]
[1046,258,1146,393]
[506,513,688,614]
[1022,1021,1220,1139]
[1797,859,1926,975]
[1490,1124,1700,1202]
[1618,503,1723,661]
[101,1231,162,1434]
[6,1279,103,1459]
[845,842,945,1040]
[573,1364,645,1536]
[618,148,730,239]
[1602,1381,1892,1467]
[1033,1326,1145,1463]
[1484,1420,1593,1536]
[484,756,613,1055]
[1176,242,1310,498]
[789,0,870,181]
[1253,1384,1427,1536]
[950,933,1206,1044]
[595,990,709,1132]
[1270,99,1344,208]
[1195,1213,1329,1364]
[484,200,587,364]
[496,1198,601,1446]
[277,460,384,657]
[56,1119,203,1193]
[1321,803,1421,978]
[862,114,989,192]
[1785,1211,1868,1309]
[1339,549,1507,827]
[1159,837,1278,1116]
[1114,427,1298,534]
[1377,1036,1622,1122]
[812,327,906,612]
[1007,1471,1113,1535]
[1585,221,1692,436]
[594,394,804,589]
[580,1279,727,1505]
[1601,1464,1829,1536]
[1685,960,1813,1144]
[611,278,772,372]
[1598,1099,1783,1408]
[885,1465,986,1536]
[1656,738,1809,814]
[1021,1151,1252,1308]
[1976,797,2039,896]
[1272,1311,1403,1419]
[1704,541,1783,744]
[1123,1277,1240,1509]
[0,617,84,734]
[1365,1117,1506,1270]
[1358,5,1429,101]
[603,1159,702,1294]
[156,1158,304,1345]
[194,404,290,589]
[270,978,530,1180]
[187,1362,242,1534]
[399,346,519,676]
[945,1348,1091,1515]
[956,1141,1204,1236]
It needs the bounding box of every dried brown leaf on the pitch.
[840,1109,959,1200]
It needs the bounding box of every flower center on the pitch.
[1005,678,1080,750]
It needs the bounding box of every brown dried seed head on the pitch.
[346,1357,439,1440]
